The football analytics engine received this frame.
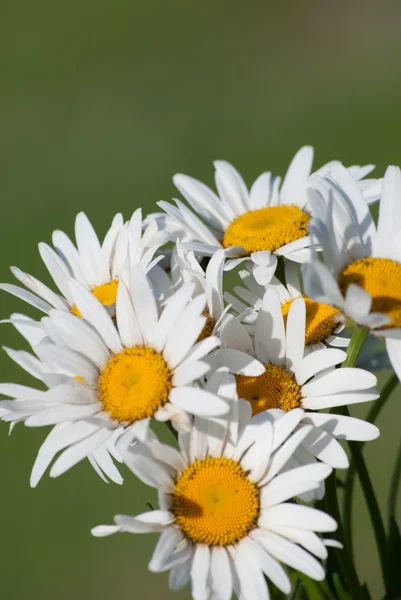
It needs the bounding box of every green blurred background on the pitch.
[1,1,401,598]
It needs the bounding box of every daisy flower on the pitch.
[304,164,401,380]
[0,266,231,486]
[148,245,266,376]
[217,289,379,479]
[0,209,168,319]
[92,369,337,600]
[149,146,381,285]
[0,311,125,484]
[227,261,349,352]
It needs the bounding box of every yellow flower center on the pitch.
[71,279,119,318]
[281,296,340,345]
[172,457,260,546]
[236,364,302,416]
[197,311,216,342]
[98,346,172,422]
[339,257,401,328]
[222,205,310,254]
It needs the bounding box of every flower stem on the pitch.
[341,326,369,368]
[388,436,401,521]
[344,406,391,593]
[343,373,399,554]
[166,420,178,441]
[325,472,365,600]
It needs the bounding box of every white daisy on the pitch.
[227,261,349,352]
[92,369,337,600]
[149,147,381,285]
[217,289,379,483]
[0,266,232,486]
[0,311,126,484]
[0,209,168,319]
[303,164,401,380]
[148,245,266,376]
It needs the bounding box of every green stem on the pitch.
[325,472,365,600]
[388,436,401,521]
[166,420,178,441]
[344,406,391,592]
[342,327,369,367]
[343,373,399,554]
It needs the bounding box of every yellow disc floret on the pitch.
[339,257,401,328]
[172,457,260,546]
[99,346,172,422]
[236,363,302,415]
[71,279,119,318]
[197,311,216,342]
[222,205,310,254]
[281,295,340,345]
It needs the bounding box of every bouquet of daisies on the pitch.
[1,146,400,599]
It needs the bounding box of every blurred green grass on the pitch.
[1,1,401,598]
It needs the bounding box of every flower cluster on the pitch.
[1,146,400,599]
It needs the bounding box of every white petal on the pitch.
[75,212,108,286]
[267,525,328,559]
[152,283,195,351]
[302,413,379,441]
[344,284,372,321]
[280,146,313,207]
[214,160,250,215]
[295,348,346,385]
[129,265,159,344]
[271,407,305,451]
[375,166,401,261]
[169,556,192,590]
[261,503,337,532]
[230,541,269,600]
[34,343,98,384]
[30,421,98,486]
[173,361,210,387]
[115,280,142,347]
[163,294,206,368]
[245,535,291,594]
[220,314,254,355]
[0,283,52,314]
[302,368,377,396]
[2,347,48,381]
[210,547,232,600]
[263,463,332,506]
[285,297,305,372]
[301,426,349,469]
[262,424,313,484]
[115,511,174,533]
[52,229,87,284]
[68,280,122,354]
[122,443,175,492]
[38,242,72,299]
[190,544,211,600]
[211,348,265,376]
[257,289,285,366]
[91,525,120,537]
[149,527,183,572]
[240,419,273,483]
[25,402,101,427]
[91,446,123,484]
[302,389,379,410]
[11,266,70,310]
[46,310,110,369]
[50,428,111,477]
[251,529,325,581]
[169,387,229,417]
